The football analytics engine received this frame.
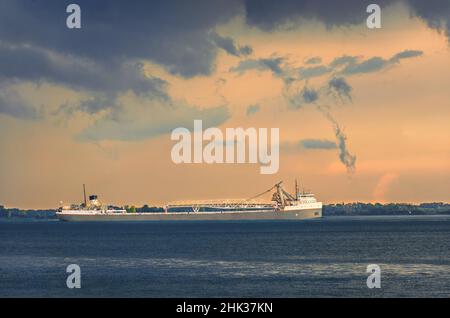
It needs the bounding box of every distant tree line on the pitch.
[0,205,57,219]
[323,202,450,216]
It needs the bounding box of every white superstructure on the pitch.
[57,185,126,217]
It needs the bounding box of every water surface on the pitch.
[0,216,449,297]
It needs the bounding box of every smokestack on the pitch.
[83,184,87,207]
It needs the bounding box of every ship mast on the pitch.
[276,182,286,208]
[295,179,299,200]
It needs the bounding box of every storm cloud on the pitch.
[244,0,393,30]
[407,0,450,42]
[244,0,450,42]
[0,0,439,142]
[0,0,240,135]
[0,0,243,78]
[0,0,442,86]
[0,44,168,100]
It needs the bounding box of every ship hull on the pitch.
[56,208,322,222]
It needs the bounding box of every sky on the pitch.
[0,0,449,208]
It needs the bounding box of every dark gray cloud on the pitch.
[390,49,423,63]
[338,50,423,76]
[407,0,450,41]
[210,32,253,57]
[53,95,121,119]
[0,44,168,100]
[329,55,359,68]
[301,139,337,149]
[302,86,319,104]
[78,95,118,115]
[260,58,286,76]
[0,0,444,90]
[287,84,319,109]
[246,104,260,116]
[341,57,386,75]
[244,0,450,38]
[328,77,353,101]
[299,65,330,80]
[229,60,261,74]
[0,0,243,122]
[244,0,392,30]
[281,138,337,153]
[297,51,421,83]
[230,57,286,76]
[0,0,242,79]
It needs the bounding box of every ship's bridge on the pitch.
[297,193,318,204]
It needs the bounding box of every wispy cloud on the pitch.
[246,104,260,116]
[301,139,337,150]
[232,49,423,83]
[282,138,337,153]
[77,103,230,142]
[299,65,330,80]
[210,32,253,57]
[0,87,40,120]
[230,57,286,76]
[339,50,423,76]
[304,56,322,65]
[328,77,352,102]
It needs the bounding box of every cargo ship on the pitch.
[56,181,322,221]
